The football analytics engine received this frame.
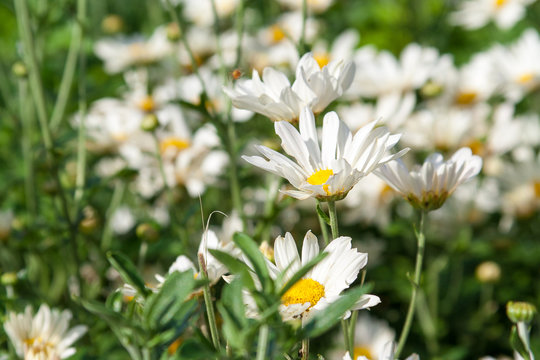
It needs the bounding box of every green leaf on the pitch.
[316,203,331,225]
[218,278,249,351]
[278,252,328,297]
[208,249,256,290]
[144,270,197,328]
[177,338,217,359]
[302,285,371,338]
[107,251,150,297]
[233,232,272,292]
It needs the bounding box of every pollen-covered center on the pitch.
[455,91,477,105]
[517,73,534,84]
[24,337,57,358]
[307,169,333,185]
[314,52,330,69]
[494,0,507,8]
[281,278,325,309]
[353,346,374,360]
[138,95,156,112]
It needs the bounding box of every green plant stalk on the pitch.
[301,338,309,360]
[225,115,246,229]
[18,78,37,217]
[341,319,352,358]
[209,0,226,81]
[101,181,126,250]
[152,133,170,191]
[395,211,426,359]
[316,199,330,246]
[348,309,358,354]
[256,325,269,360]
[233,0,245,69]
[516,322,535,360]
[50,3,85,131]
[327,200,339,239]
[198,253,221,352]
[298,0,308,54]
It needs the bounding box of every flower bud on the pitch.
[166,22,181,41]
[506,301,537,324]
[79,206,99,234]
[136,223,159,243]
[259,241,274,262]
[475,261,501,283]
[101,14,124,34]
[420,81,443,98]
[1,272,18,286]
[12,61,28,78]
[141,113,159,132]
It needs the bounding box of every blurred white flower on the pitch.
[243,108,407,201]
[375,147,483,211]
[111,206,136,235]
[224,53,355,122]
[4,304,87,360]
[94,26,172,73]
[276,0,335,13]
[449,0,536,30]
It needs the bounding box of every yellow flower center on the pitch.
[494,0,507,8]
[307,169,333,185]
[160,137,190,154]
[534,181,540,199]
[281,278,325,309]
[139,96,156,112]
[270,25,286,43]
[24,337,56,358]
[455,91,477,105]
[517,73,534,84]
[314,52,330,69]
[353,346,374,360]
[466,139,486,157]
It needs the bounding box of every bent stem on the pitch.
[301,338,309,360]
[395,210,426,359]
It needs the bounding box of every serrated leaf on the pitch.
[107,251,150,297]
[301,286,370,338]
[278,252,328,297]
[209,249,256,290]
[233,232,272,292]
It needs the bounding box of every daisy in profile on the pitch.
[243,107,407,201]
[4,304,87,360]
[224,53,355,122]
[241,231,380,323]
[375,147,483,211]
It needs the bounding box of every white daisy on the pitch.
[224,53,355,122]
[449,0,536,30]
[4,304,87,360]
[375,147,483,211]
[243,107,407,201]
[242,231,380,323]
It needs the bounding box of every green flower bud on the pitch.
[507,301,537,324]
[136,223,159,243]
[141,113,160,132]
[1,272,18,286]
[166,22,181,41]
[101,14,124,34]
[12,61,28,78]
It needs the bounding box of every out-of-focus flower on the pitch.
[375,147,483,211]
[491,29,540,102]
[4,304,87,360]
[240,231,380,323]
[330,313,395,360]
[0,209,14,241]
[449,0,536,30]
[342,344,419,360]
[476,261,502,283]
[276,0,335,13]
[94,26,172,74]
[243,108,407,201]
[224,53,355,122]
[111,206,136,235]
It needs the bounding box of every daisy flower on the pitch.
[374,147,483,211]
[243,107,408,201]
[241,231,380,323]
[449,0,536,30]
[4,304,87,360]
[224,53,355,122]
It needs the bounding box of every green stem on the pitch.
[298,0,308,54]
[138,241,148,272]
[198,253,221,352]
[225,115,246,229]
[395,211,426,359]
[18,78,37,217]
[316,200,330,246]
[341,319,352,358]
[233,0,245,69]
[101,181,126,250]
[301,338,309,360]
[256,325,269,360]
[327,200,339,239]
[348,310,358,354]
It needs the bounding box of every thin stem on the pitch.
[198,253,221,352]
[256,325,269,360]
[395,210,426,359]
[101,181,126,250]
[301,338,309,360]
[517,322,535,360]
[18,78,37,217]
[152,133,170,191]
[316,200,330,246]
[327,200,339,239]
[348,310,358,354]
[138,241,148,272]
[298,0,308,54]
[225,116,246,229]
[341,319,352,358]
[233,0,245,69]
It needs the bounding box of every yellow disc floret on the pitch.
[455,91,477,105]
[160,137,190,154]
[494,0,507,8]
[518,73,534,84]
[314,52,330,69]
[307,169,333,185]
[353,346,374,360]
[139,95,156,112]
[281,278,325,309]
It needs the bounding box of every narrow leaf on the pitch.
[233,232,272,292]
[107,251,150,297]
